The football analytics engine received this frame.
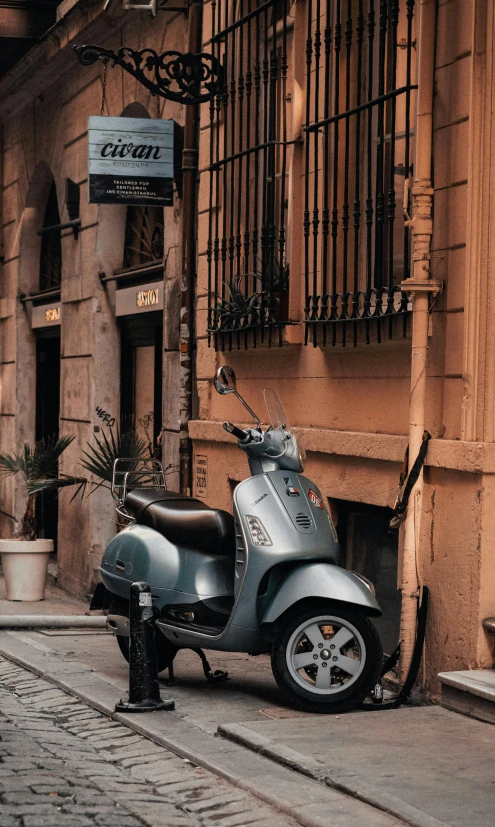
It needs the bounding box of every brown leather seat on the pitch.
[124,489,235,556]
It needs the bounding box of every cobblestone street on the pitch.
[0,657,298,827]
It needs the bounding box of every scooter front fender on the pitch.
[261,563,382,624]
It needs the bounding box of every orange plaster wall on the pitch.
[421,468,483,695]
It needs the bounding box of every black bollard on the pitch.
[115,582,175,713]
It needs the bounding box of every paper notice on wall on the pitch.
[195,455,208,499]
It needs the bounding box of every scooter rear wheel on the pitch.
[271,600,382,714]
[109,600,178,673]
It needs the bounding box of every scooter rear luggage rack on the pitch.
[111,457,167,501]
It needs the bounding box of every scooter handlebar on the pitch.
[223,421,250,441]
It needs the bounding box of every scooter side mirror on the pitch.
[215,366,237,395]
[214,365,262,428]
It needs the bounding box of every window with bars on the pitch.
[205,0,417,350]
[304,0,417,346]
[123,206,164,269]
[39,181,62,291]
[206,0,293,349]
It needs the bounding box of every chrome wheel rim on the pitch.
[286,614,366,695]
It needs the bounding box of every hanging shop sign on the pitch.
[116,280,164,317]
[88,116,178,206]
[31,303,62,329]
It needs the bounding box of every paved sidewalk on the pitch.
[0,650,404,827]
[220,707,495,827]
[0,657,319,827]
[0,574,92,618]
[0,618,493,827]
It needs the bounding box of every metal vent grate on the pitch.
[296,513,312,528]
[234,517,246,580]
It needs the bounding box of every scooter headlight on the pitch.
[246,515,272,546]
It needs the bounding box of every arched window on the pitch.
[123,206,164,269]
[39,181,61,291]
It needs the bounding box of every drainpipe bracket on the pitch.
[400,277,442,296]
[404,215,432,235]
[411,185,434,197]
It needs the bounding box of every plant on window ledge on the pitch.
[262,256,289,294]
[209,259,290,333]
[256,257,290,320]
[210,274,270,332]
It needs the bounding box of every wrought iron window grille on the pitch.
[303,0,418,347]
[206,0,294,350]
[123,205,165,269]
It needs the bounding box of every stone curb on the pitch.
[219,723,452,827]
[0,643,371,827]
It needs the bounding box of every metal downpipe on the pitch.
[399,0,441,682]
[179,0,203,496]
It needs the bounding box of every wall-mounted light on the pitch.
[104,0,158,16]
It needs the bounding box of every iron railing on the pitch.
[304,0,417,346]
[206,0,292,349]
[205,0,417,349]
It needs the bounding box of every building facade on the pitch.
[0,0,187,594]
[1,0,494,698]
[192,0,495,696]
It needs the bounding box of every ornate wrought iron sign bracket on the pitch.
[73,44,222,105]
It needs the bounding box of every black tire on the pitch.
[271,600,383,714]
[109,601,177,674]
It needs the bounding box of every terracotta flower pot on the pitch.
[0,538,53,601]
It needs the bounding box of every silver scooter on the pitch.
[92,366,383,713]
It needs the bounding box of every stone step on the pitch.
[438,669,495,725]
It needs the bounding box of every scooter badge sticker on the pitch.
[284,476,299,496]
[308,489,323,509]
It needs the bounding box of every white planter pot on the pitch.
[0,539,53,601]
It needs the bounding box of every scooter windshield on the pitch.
[264,388,291,435]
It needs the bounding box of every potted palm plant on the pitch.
[32,420,166,582]
[79,423,155,578]
[0,435,77,601]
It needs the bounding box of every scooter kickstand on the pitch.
[192,648,229,683]
[163,659,177,686]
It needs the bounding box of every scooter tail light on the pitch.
[246,515,272,546]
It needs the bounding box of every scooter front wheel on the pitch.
[271,601,382,714]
